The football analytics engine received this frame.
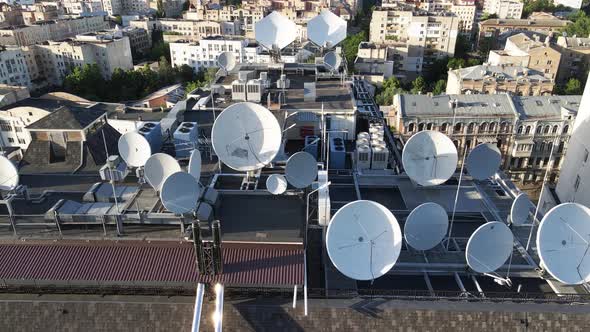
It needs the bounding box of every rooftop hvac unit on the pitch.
[356,137,370,147]
[173,122,198,158]
[357,132,370,140]
[317,170,331,226]
[238,70,255,81]
[138,121,162,153]
[99,156,129,182]
[329,136,346,169]
[304,82,316,102]
[277,74,291,89]
[246,79,264,102]
[371,144,389,170]
[304,135,319,159]
[231,80,247,101]
[356,144,372,170]
[259,72,270,88]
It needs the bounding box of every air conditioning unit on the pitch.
[231,80,247,101]
[138,121,162,153]
[356,144,372,170]
[277,74,291,89]
[246,79,264,102]
[371,143,389,170]
[329,136,346,169]
[173,122,198,158]
[357,132,370,140]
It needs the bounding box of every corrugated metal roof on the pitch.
[0,240,303,286]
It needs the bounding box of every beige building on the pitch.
[130,17,240,42]
[482,0,523,19]
[488,33,561,80]
[186,5,265,38]
[447,64,555,95]
[21,3,59,25]
[555,36,590,84]
[370,5,459,78]
[35,34,133,86]
[0,47,32,89]
[0,15,109,46]
[0,3,24,28]
[478,16,570,49]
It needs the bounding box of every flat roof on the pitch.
[27,106,105,130]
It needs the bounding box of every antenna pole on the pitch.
[212,220,223,275]
[526,135,558,251]
[446,144,468,250]
[192,220,206,273]
[103,129,122,236]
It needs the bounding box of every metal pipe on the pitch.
[446,146,468,250]
[292,285,297,308]
[214,283,224,332]
[191,283,205,332]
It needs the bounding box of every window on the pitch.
[552,125,558,134]
[536,126,542,134]
[441,123,448,132]
[525,126,531,134]
[418,123,425,131]
[544,125,550,134]
[0,120,12,132]
[480,122,488,132]
[7,137,14,143]
[408,123,415,132]
[575,175,581,192]
[517,125,523,134]
[563,125,569,134]
[584,149,589,163]
[454,123,462,132]
[468,123,475,133]
[426,123,433,130]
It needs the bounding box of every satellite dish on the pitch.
[144,153,181,191]
[0,155,19,191]
[255,11,298,50]
[466,143,501,180]
[323,51,342,71]
[160,171,200,214]
[217,51,236,72]
[537,203,590,285]
[401,130,458,186]
[307,9,347,48]
[266,174,288,195]
[188,149,202,182]
[466,221,513,273]
[404,202,448,251]
[211,102,281,172]
[118,132,151,168]
[510,193,534,226]
[285,151,318,188]
[326,200,402,280]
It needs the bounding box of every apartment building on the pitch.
[370,5,459,78]
[129,18,240,42]
[0,15,109,46]
[391,93,580,186]
[555,36,590,84]
[478,15,570,49]
[148,0,184,18]
[35,34,133,86]
[21,3,59,25]
[62,0,105,16]
[447,64,555,95]
[482,0,523,19]
[113,25,150,55]
[0,47,32,89]
[488,33,561,80]
[0,3,24,28]
[186,5,265,38]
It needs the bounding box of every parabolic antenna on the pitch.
[466,221,513,273]
[537,203,590,285]
[285,151,318,188]
[255,11,298,50]
[510,193,534,226]
[404,202,448,251]
[307,9,347,48]
[466,143,502,180]
[326,200,402,281]
[144,153,181,191]
[266,174,288,195]
[188,149,202,182]
[211,102,281,172]
[160,171,200,214]
[0,155,19,191]
[323,51,342,71]
[217,51,236,72]
[401,130,458,186]
[118,132,151,168]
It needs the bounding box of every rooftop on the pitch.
[27,106,106,131]
[451,64,549,81]
[397,94,517,117]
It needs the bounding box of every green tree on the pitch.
[157,56,176,84]
[342,31,368,72]
[375,76,404,106]
[411,76,426,94]
[563,11,590,38]
[156,0,166,18]
[63,64,106,100]
[185,80,205,97]
[150,41,170,61]
[432,80,447,95]
[522,0,557,18]
[447,58,466,70]
[454,35,471,59]
[564,78,583,95]
[178,64,196,82]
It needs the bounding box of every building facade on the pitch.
[170,37,260,72]
[555,36,590,84]
[478,16,570,49]
[446,64,555,95]
[482,0,523,19]
[0,47,32,89]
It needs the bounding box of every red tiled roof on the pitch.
[0,240,303,286]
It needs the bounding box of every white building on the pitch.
[553,0,583,9]
[483,0,523,19]
[555,74,590,206]
[62,0,105,16]
[0,105,49,149]
[170,37,261,72]
[0,47,32,89]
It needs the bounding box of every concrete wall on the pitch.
[1,295,590,331]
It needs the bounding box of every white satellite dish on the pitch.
[466,221,513,273]
[160,171,200,214]
[144,153,181,191]
[285,151,318,189]
[323,51,342,72]
[326,200,402,281]
[118,132,151,168]
[211,102,282,172]
[510,193,534,226]
[466,143,501,180]
[217,51,236,72]
[0,155,19,191]
[404,202,448,251]
[266,174,288,195]
[255,11,298,50]
[401,130,458,186]
[537,203,590,285]
[307,9,347,48]
[188,149,202,182]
